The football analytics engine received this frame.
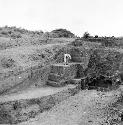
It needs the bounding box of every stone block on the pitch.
[50,64,65,75]
[70,78,81,84]
[47,63,85,86]
[46,80,66,87]
[48,73,64,82]
[50,63,77,80]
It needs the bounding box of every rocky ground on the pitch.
[19,86,123,125]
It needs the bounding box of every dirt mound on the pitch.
[86,48,123,77]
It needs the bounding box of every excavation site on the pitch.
[0,27,123,125]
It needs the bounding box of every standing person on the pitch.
[64,54,71,65]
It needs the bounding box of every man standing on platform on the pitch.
[64,54,71,65]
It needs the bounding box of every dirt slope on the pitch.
[19,88,122,125]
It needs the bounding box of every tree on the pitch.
[51,29,75,38]
[83,32,90,39]
[95,35,98,38]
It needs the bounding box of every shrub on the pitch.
[83,32,90,39]
[51,29,75,38]
[1,57,16,68]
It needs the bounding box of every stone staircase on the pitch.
[46,63,85,87]
[47,63,77,87]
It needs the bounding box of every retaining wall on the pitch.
[0,65,51,95]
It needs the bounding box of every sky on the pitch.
[0,0,123,37]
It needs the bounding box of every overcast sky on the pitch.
[0,0,123,37]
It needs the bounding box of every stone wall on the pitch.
[54,46,93,70]
[47,62,85,87]
[70,47,93,70]
[0,65,51,95]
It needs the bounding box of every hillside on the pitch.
[0,26,76,50]
[1,27,123,124]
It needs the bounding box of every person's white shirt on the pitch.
[64,54,71,65]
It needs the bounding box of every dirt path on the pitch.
[0,84,75,103]
[19,89,122,125]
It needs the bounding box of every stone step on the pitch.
[48,73,76,82]
[50,64,64,75]
[50,63,77,76]
[48,73,64,82]
[49,63,85,80]
[0,84,80,124]
[46,80,66,87]
[72,56,86,62]
[70,78,82,84]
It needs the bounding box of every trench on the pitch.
[80,75,121,91]
[79,74,123,124]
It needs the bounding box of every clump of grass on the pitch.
[1,57,16,68]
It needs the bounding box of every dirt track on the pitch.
[19,87,123,125]
[0,84,76,103]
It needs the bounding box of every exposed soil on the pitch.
[1,36,123,125]
[19,86,123,125]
